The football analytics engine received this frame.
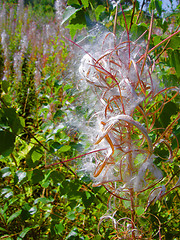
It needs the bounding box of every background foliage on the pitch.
[0,0,179,239]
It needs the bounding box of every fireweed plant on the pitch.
[65,14,180,239]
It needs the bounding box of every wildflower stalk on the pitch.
[66,6,179,238]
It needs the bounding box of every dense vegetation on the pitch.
[0,0,179,239]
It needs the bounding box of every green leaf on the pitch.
[153,35,162,45]
[1,80,9,93]
[155,0,162,16]
[29,206,37,215]
[3,108,24,135]
[31,169,44,184]
[82,191,93,208]
[53,110,63,119]
[7,210,22,224]
[19,116,25,129]
[1,167,11,178]
[66,228,79,239]
[169,50,180,77]
[67,0,80,6]
[31,147,43,162]
[51,141,63,149]
[81,0,89,8]
[168,36,180,50]
[130,23,147,40]
[60,179,81,198]
[85,191,91,199]
[34,197,54,205]
[1,187,13,199]
[0,130,15,156]
[61,6,80,25]
[149,0,155,12]
[54,221,65,235]
[50,170,64,183]
[122,199,131,209]
[95,5,106,21]
[70,10,86,25]
[66,210,76,220]
[136,206,145,216]
[160,102,178,128]
[17,227,31,240]
[0,227,8,232]
[0,203,8,214]
[75,205,84,213]
[0,237,12,240]
[26,146,43,168]
[92,236,101,240]
[67,10,86,38]
[41,180,50,188]
[1,94,12,106]
[14,170,27,184]
[59,145,71,153]
[21,204,31,220]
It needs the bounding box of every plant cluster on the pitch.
[78,21,179,239]
[0,0,179,239]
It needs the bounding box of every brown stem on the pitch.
[126,123,136,239]
[140,10,154,75]
[136,0,145,24]
[130,188,136,240]
[129,0,136,31]
[10,153,18,167]
[155,25,180,62]
[113,3,118,35]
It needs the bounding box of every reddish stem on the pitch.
[119,3,130,63]
[45,148,107,168]
[137,30,180,63]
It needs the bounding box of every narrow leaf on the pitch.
[17,227,31,239]
[7,210,22,224]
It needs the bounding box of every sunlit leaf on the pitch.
[95,5,106,21]
[14,170,27,184]
[1,167,11,178]
[17,227,31,240]
[31,147,43,162]
[61,6,80,25]
[34,197,54,205]
[66,227,79,238]
[66,209,76,220]
[1,187,13,198]
[59,145,71,153]
[136,206,145,216]
[81,0,89,8]
[7,210,22,224]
